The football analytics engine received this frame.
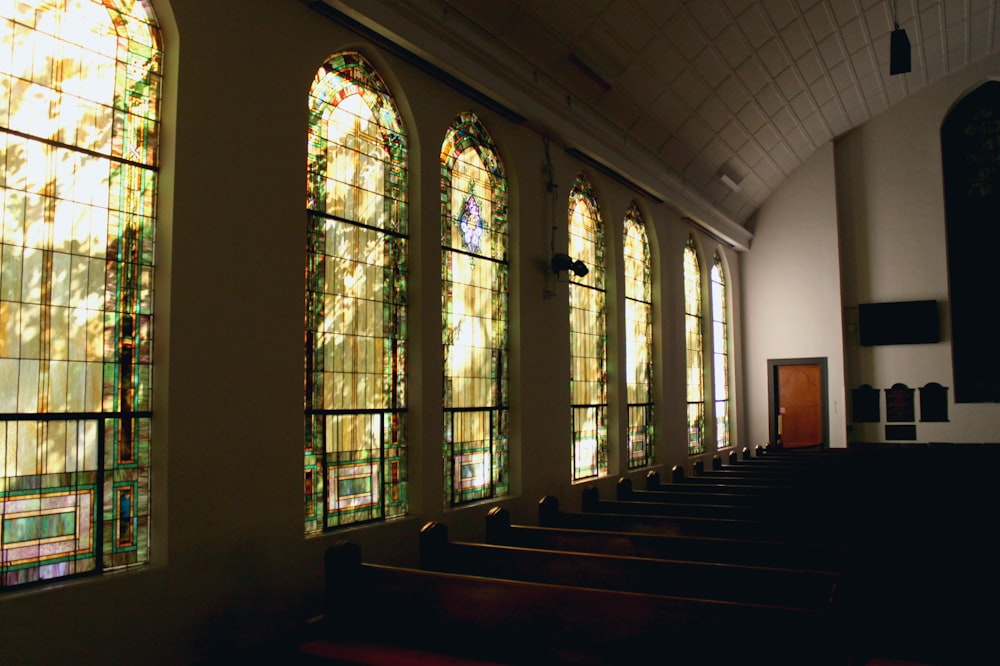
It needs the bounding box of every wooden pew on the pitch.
[420,520,845,612]
[581,486,851,544]
[676,460,847,491]
[676,461,801,486]
[646,468,802,497]
[636,472,845,520]
[305,540,848,665]
[583,484,759,520]
[713,453,853,477]
[486,506,852,573]
[696,458,840,482]
[727,447,854,469]
[618,475,851,530]
[540,494,845,544]
[617,476,784,508]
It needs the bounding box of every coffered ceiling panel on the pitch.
[318,0,1000,239]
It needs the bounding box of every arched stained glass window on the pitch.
[684,237,705,455]
[623,203,653,468]
[441,112,508,505]
[0,0,162,589]
[568,174,607,481]
[711,253,730,450]
[305,52,407,532]
[941,81,1000,402]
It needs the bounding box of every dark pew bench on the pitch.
[486,506,852,573]
[542,494,848,544]
[582,486,851,543]
[711,453,852,479]
[682,461,849,491]
[618,476,785,507]
[634,473,846,521]
[695,458,842,483]
[420,521,845,612]
[680,463,804,486]
[306,541,847,665]
[646,468,805,496]
[739,444,854,461]
[583,484,759,520]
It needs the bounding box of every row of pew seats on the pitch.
[296,443,999,665]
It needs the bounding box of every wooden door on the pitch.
[769,360,827,449]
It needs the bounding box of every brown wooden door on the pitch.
[776,363,823,448]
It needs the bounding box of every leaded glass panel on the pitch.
[711,254,730,450]
[0,0,160,589]
[441,112,508,505]
[623,203,652,468]
[684,238,704,455]
[306,52,407,531]
[568,174,607,481]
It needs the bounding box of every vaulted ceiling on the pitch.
[316,0,1000,244]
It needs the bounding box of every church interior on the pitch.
[2,1,1000,664]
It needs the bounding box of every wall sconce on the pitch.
[551,253,589,279]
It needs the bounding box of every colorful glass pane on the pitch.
[623,203,653,468]
[711,254,730,450]
[568,174,607,481]
[0,0,160,589]
[305,52,407,531]
[684,238,705,455]
[441,112,508,505]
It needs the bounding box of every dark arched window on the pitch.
[941,81,1000,403]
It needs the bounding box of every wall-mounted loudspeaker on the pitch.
[890,27,911,75]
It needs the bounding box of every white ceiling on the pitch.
[320,0,1000,240]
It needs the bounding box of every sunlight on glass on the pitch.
[568,175,607,480]
[684,238,704,455]
[441,112,509,505]
[0,0,160,589]
[623,203,653,468]
[711,255,729,450]
[306,52,408,531]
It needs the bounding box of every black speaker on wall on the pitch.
[890,27,911,75]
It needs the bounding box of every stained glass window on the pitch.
[684,237,705,455]
[0,0,161,589]
[711,253,730,450]
[441,112,508,505]
[623,203,653,468]
[568,174,607,481]
[305,52,407,531]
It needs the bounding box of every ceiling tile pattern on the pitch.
[327,0,1000,226]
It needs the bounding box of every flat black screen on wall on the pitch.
[858,300,940,346]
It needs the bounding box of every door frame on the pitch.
[767,357,829,449]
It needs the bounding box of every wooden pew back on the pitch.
[315,541,846,665]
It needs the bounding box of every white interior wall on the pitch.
[836,52,1000,444]
[741,142,848,449]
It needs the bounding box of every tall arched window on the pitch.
[684,237,705,455]
[441,112,509,505]
[0,1,162,588]
[711,253,730,450]
[305,52,407,531]
[568,174,607,481]
[623,203,653,468]
[941,81,1000,403]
